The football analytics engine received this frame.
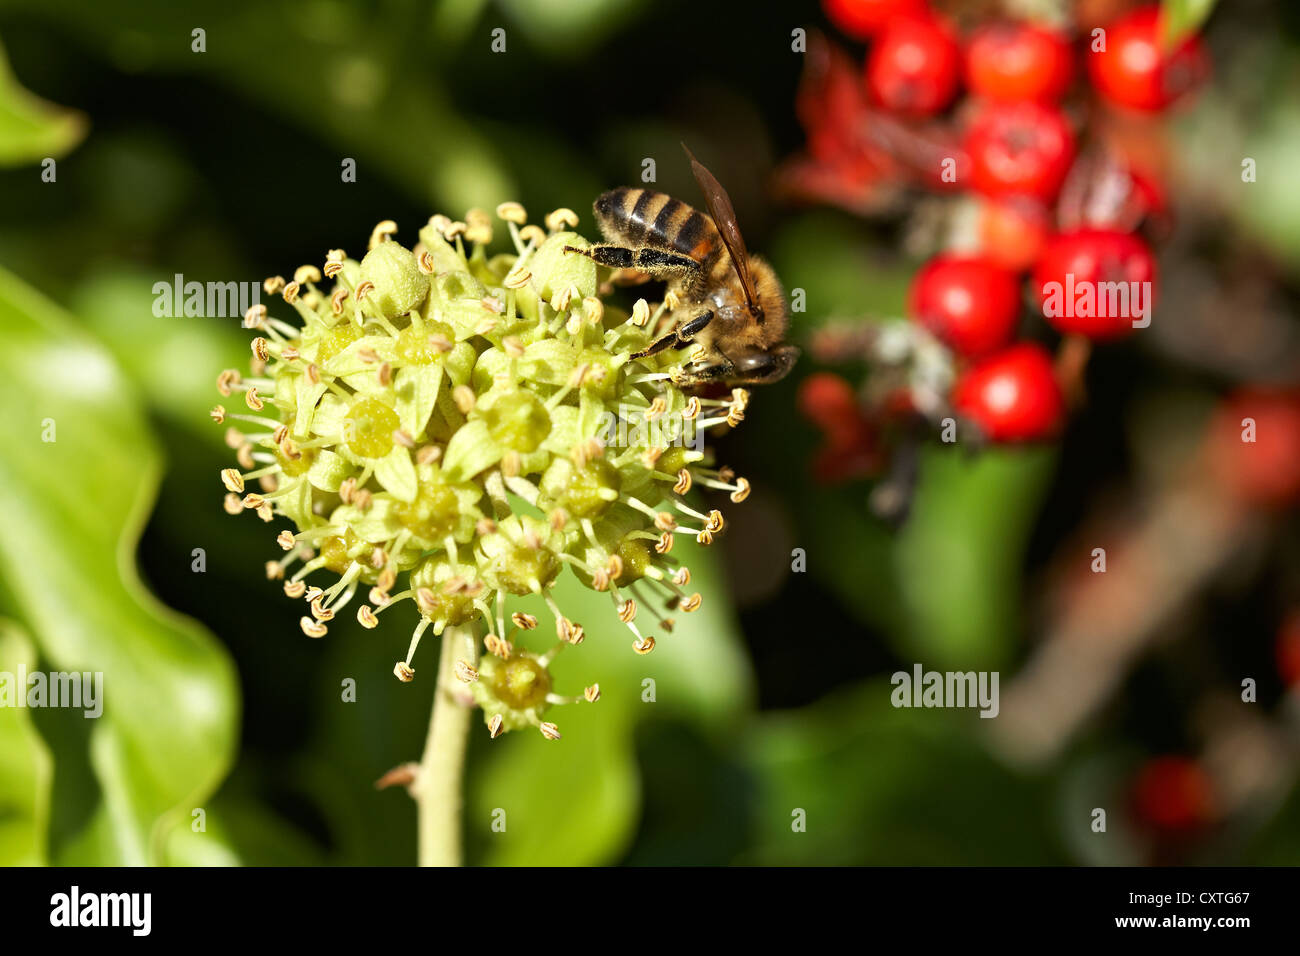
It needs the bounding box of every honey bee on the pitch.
[564,145,799,387]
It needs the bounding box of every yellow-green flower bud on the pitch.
[471,652,553,733]
[477,386,551,454]
[360,241,430,320]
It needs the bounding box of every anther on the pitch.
[544,208,579,231]
[369,220,398,249]
[454,660,479,683]
[244,304,268,329]
[496,201,527,224]
[452,385,476,413]
[301,617,328,638]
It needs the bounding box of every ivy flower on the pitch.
[214,204,753,738]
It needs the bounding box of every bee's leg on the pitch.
[606,268,653,286]
[564,244,703,280]
[671,352,735,386]
[631,309,714,358]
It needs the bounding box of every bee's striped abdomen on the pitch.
[593,187,720,264]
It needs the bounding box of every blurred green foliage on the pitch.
[0,266,237,864]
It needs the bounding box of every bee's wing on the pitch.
[682,144,763,321]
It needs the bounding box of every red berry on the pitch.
[798,373,880,483]
[798,371,863,436]
[952,343,1064,442]
[909,254,1021,356]
[1131,757,1215,832]
[966,21,1074,102]
[1278,611,1300,687]
[965,100,1075,201]
[866,15,961,117]
[1205,389,1300,508]
[1033,229,1157,339]
[822,0,926,40]
[1087,5,1209,111]
[977,195,1051,271]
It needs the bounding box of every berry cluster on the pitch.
[788,2,1208,469]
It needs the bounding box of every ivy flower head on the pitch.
[214,204,753,738]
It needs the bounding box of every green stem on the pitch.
[417,624,474,866]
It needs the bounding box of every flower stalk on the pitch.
[418,623,474,867]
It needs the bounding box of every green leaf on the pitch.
[70,267,249,444]
[894,445,1056,669]
[769,211,913,325]
[0,265,238,864]
[0,37,86,166]
[1223,90,1300,274]
[1161,0,1217,50]
[741,679,1062,865]
[1,1,514,210]
[0,620,53,865]
[496,0,651,55]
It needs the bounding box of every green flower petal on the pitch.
[373,446,417,502]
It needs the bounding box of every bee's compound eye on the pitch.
[732,352,770,373]
[732,345,799,384]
